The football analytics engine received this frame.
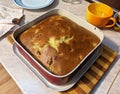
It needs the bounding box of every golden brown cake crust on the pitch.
[18,15,100,76]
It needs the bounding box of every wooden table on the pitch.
[0,64,22,94]
[0,0,120,94]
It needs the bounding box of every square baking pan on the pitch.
[13,9,104,87]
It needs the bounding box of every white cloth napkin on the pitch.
[0,4,23,38]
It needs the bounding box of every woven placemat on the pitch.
[59,45,117,94]
[7,36,117,94]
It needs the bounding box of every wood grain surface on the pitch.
[0,44,117,94]
[59,45,117,94]
[0,64,22,94]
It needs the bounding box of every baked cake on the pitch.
[18,15,100,76]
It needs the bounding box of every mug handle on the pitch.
[105,17,116,28]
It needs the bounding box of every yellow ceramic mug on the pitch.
[86,3,116,28]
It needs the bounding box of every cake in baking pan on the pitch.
[18,15,100,76]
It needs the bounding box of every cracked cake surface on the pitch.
[18,15,100,76]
